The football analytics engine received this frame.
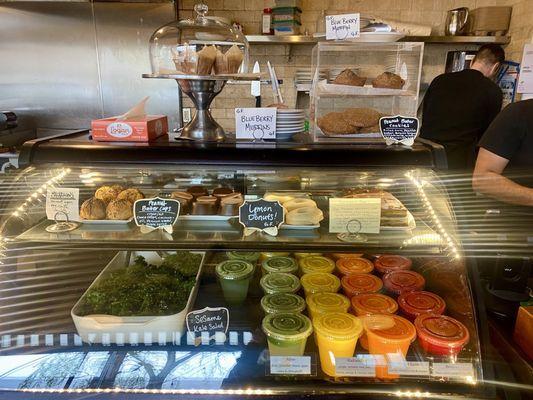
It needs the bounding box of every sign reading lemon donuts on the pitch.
[239,198,285,236]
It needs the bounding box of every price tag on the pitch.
[239,198,285,237]
[326,13,360,40]
[432,362,475,378]
[270,356,311,375]
[235,108,276,140]
[46,188,80,222]
[133,197,180,234]
[335,355,376,377]
[329,198,381,234]
[380,116,419,146]
[186,307,229,336]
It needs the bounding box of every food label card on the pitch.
[270,356,311,375]
[239,198,285,236]
[235,108,276,140]
[134,197,180,234]
[326,13,360,40]
[186,307,229,335]
[380,116,419,146]
[329,198,381,234]
[335,355,376,377]
[46,188,80,222]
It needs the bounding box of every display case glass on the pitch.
[309,42,423,142]
[0,162,509,399]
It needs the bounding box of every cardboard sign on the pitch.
[239,198,285,236]
[235,108,276,140]
[329,198,381,234]
[186,307,229,335]
[133,197,179,234]
[270,356,311,375]
[380,116,419,146]
[326,13,360,40]
[46,188,80,222]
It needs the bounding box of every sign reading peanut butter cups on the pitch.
[239,198,285,237]
[134,197,180,234]
[379,116,419,146]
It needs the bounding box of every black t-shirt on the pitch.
[420,69,502,169]
[478,99,533,169]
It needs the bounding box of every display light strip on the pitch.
[404,172,461,260]
[18,387,276,396]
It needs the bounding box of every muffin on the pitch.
[117,188,144,204]
[372,72,405,89]
[333,69,366,86]
[95,185,121,205]
[106,199,133,220]
[80,197,106,220]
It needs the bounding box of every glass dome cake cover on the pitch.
[149,3,249,76]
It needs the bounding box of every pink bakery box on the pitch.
[91,115,168,142]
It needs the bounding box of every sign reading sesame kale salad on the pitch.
[186,307,229,335]
[239,198,285,236]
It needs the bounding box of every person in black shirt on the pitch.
[420,44,504,170]
[473,99,533,207]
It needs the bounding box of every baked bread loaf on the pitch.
[106,199,133,220]
[117,188,144,204]
[372,72,405,89]
[95,185,122,204]
[80,197,106,220]
[333,69,366,86]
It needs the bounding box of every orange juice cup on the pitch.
[300,273,340,297]
[383,270,425,297]
[351,293,399,349]
[336,257,374,276]
[328,252,363,261]
[299,255,335,275]
[374,255,412,275]
[313,312,363,376]
[364,314,416,379]
[341,273,383,298]
[306,292,350,319]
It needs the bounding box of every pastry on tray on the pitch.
[94,185,122,205]
[219,193,244,216]
[333,69,366,86]
[117,188,145,204]
[372,72,405,89]
[317,112,354,135]
[80,197,106,220]
[106,199,133,220]
[341,108,382,129]
[318,108,383,136]
[276,194,323,226]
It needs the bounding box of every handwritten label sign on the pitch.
[329,198,381,234]
[46,188,80,222]
[432,362,475,379]
[186,307,229,335]
[270,356,311,375]
[388,359,430,376]
[134,197,179,234]
[239,198,285,237]
[326,13,360,40]
[235,108,276,140]
[380,116,419,146]
[335,355,376,377]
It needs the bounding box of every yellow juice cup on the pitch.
[294,252,322,261]
[306,292,350,320]
[313,312,363,376]
[299,255,335,275]
[300,273,340,297]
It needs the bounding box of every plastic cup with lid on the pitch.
[414,314,469,356]
[306,292,350,320]
[398,291,446,321]
[262,312,313,356]
[216,259,255,305]
[383,270,425,297]
[226,251,260,264]
[336,256,374,276]
[341,273,383,298]
[260,272,301,294]
[262,256,298,275]
[261,293,306,315]
[300,272,340,297]
[299,255,335,275]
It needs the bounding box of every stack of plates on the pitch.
[295,68,327,85]
[276,109,305,141]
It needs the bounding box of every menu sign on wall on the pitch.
[46,188,80,222]
[235,108,276,140]
[326,13,360,40]
[134,197,180,234]
[379,116,419,146]
[239,198,285,236]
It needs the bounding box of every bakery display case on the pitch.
[309,42,423,142]
[0,137,527,399]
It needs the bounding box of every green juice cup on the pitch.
[262,256,298,275]
[260,272,301,294]
[216,259,255,305]
[261,293,306,315]
[262,313,313,356]
[226,251,260,264]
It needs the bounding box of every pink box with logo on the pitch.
[91,115,168,142]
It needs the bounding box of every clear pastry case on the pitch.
[309,42,423,142]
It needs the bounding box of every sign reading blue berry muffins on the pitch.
[239,198,285,236]
[134,197,180,234]
[326,13,360,40]
[379,116,419,146]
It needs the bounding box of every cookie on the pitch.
[342,108,382,128]
[317,112,355,135]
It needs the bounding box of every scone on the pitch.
[117,188,144,204]
[342,108,382,128]
[317,112,355,135]
[333,69,366,86]
[106,199,133,220]
[80,197,106,220]
[95,185,121,205]
[372,72,405,89]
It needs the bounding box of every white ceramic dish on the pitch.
[81,217,134,225]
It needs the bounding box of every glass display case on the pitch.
[309,42,423,142]
[0,136,528,399]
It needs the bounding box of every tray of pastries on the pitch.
[80,185,145,224]
[264,192,324,229]
[170,186,243,221]
[317,69,410,96]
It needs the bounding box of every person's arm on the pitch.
[472,148,533,206]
